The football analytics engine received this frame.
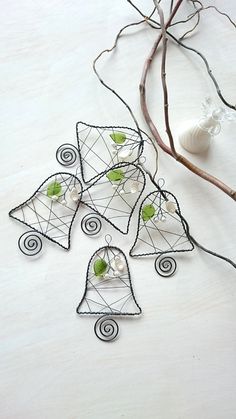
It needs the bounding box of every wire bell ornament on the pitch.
[8,160,146,255]
[9,173,83,254]
[130,189,194,276]
[77,235,142,341]
[80,162,146,234]
[76,122,144,183]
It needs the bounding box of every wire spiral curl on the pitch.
[155,255,177,277]
[81,213,102,236]
[18,232,43,256]
[94,316,119,342]
[56,143,79,166]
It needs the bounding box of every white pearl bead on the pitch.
[51,195,59,201]
[116,263,124,272]
[120,189,125,195]
[130,181,139,194]
[114,270,120,277]
[161,215,166,222]
[70,187,79,202]
[153,216,159,223]
[165,201,176,213]
[118,148,132,161]
[104,273,110,279]
[60,199,67,206]
[112,184,117,189]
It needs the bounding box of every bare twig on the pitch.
[170,7,200,27]
[127,0,236,110]
[204,5,236,28]
[170,37,236,110]
[92,6,157,138]
[139,0,236,200]
[191,1,236,28]
[179,2,201,40]
[172,0,236,40]
[93,19,145,139]
[170,4,236,32]
[154,0,177,157]
[92,12,160,178]
[93,0,236,200]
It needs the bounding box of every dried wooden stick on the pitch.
[155,1,177,157]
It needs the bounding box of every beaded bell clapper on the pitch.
[77,235,142,342]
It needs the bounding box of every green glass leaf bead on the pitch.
[109,132,126,144]
[141,204,155,222]
[47,181,62,198]
[106,169,125,182]
[93,258,108,277]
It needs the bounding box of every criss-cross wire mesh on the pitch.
[9,173,82,249]
[76,122,143,183]
[130,190,194,257]
[80,163,146,234]
[77,245,141,315]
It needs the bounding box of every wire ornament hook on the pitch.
[105,234,112,246]
[157,178,165,189]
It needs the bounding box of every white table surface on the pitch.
[1,1,236,418]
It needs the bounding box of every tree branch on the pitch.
[127,0,236,111]
[139,0,236,200]
[155,0,177,157]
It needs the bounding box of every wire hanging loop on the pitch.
[105,234,112,246]
[157,178,165,189]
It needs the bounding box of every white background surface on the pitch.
[1,1,236,418]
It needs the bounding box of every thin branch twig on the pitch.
[171,3,236,30]
[175,1,236,40]
[93,19,145,139]
[92,12,160,178]
[179,1,201,40]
